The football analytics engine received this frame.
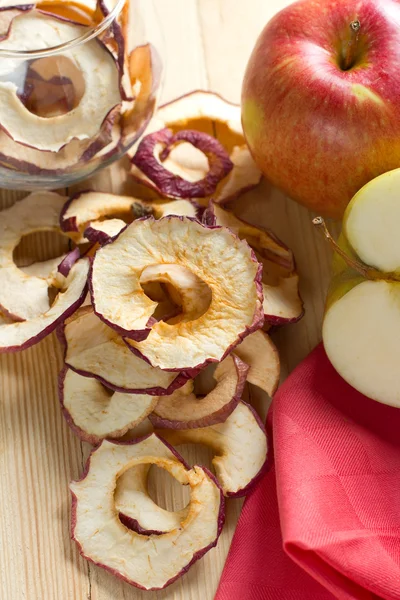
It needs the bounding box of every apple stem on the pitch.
[343,19,361,71]
[312,217,379,279]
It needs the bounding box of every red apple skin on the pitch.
[242,0,400,218]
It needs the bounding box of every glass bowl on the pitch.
[0,0,164,190]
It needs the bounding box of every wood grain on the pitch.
[0,1,341,599]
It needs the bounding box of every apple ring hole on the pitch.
[117,465,190,512]
[20,56,86,119]
[141,281,182,323]
[140,264,212,324]
[13,230,70,268]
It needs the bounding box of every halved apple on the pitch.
[322,168,400,407]
[129,90,261,205]
[71,434,225,590]
[60,190,200,244]
[90,215,263,370]
[204,201,303,325]
[0,257,88,353]
[62,307,188,394]
[157,401,268,498]
[149,355,248,429]
[59,367,157,444]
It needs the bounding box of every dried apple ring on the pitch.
[60,190,201,244]
[132,128,234,198]
[71,434,225,590]
[0,11,121,152]
[89,216,264,370]
[129,90,262,205]
[59,367,157,444]
[0,191,68,321]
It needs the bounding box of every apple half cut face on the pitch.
[157,401,268,498]
[323,169,400,407]
[70,434,225,590]
[89,216,264,370]
[204,201,303,325]
[149,355,248,429]
[0,191,69,321]
[62,307,188,394]
[115,464,189,536]
[233,330,280,397]
[59,367,157,444]
[129,90,262,206]
[0,11,121,152]
[60,190,200,244]
[0,256,88,353]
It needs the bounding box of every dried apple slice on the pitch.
[62,307,188,394]
[132,128,234,199]
[121,43,162,141]
[129,90,262,205]
[157,401,268,498]
[71,434,225,590]
[0,257,88,353]
[0,11,121,152]
[0,191,68,321]
[115,464,189,535]
[149,355,248,429]
[59,367,157,444]
[233,330,280,396]
[204,202,304,325]
[90,216,264,369]
[60,190,200,244]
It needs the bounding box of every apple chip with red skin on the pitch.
[204,201,304,325]
[132,127,234,200]
[0,256,88,353]
[0,11,121,153]
[149,355,248,429]
[157,401,268,498]
[129,90,261,206]
[62,307,188,395]
[0,191,68,321]
[233,330,280,396]
[70,434,225,590]
[60,190,201,244]
[59,367,157,444]
[90,215,264,371]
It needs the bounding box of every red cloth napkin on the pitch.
[215,344,400,600]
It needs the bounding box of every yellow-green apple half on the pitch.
[321,168,400,407]
[242,0,400,218]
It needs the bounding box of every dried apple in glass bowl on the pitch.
[0,0,163,189]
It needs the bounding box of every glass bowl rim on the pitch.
[0,0,125,59]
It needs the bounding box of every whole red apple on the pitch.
[242,0,400,218]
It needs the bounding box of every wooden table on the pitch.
[0,1,341,599]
